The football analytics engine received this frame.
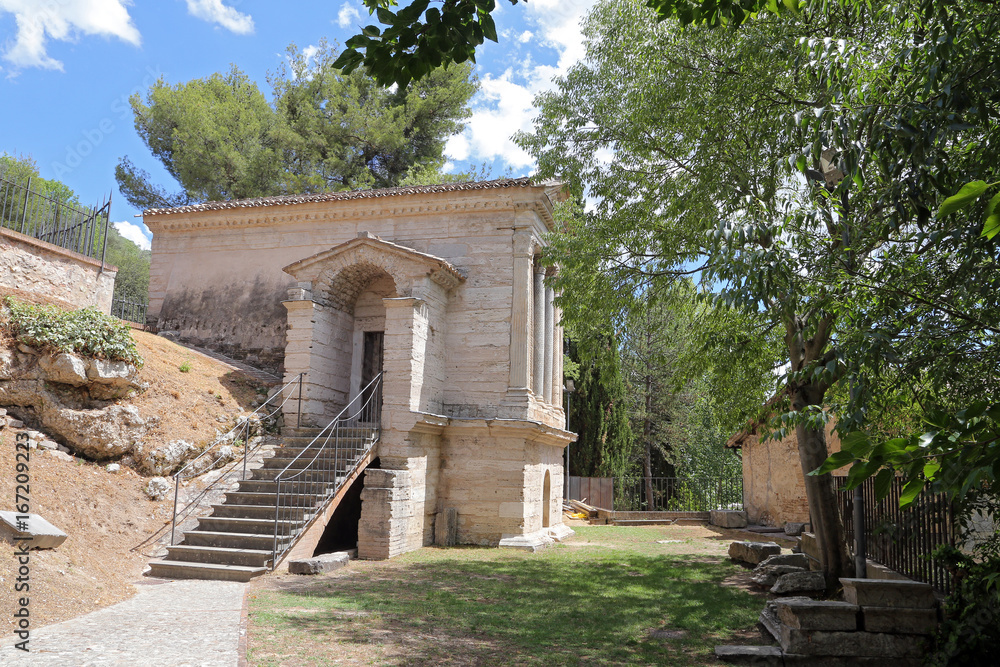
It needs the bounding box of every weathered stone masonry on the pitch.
[143,179,576,557]
[1,227,116,313]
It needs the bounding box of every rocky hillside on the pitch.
[0,295,279,634]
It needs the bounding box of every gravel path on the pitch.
[0,578,247,666]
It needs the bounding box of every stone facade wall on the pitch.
[147,183,575,559]
[145,187,562,423]
[740,422,843,527]
[0,228,116,313]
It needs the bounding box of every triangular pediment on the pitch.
[283,232,465,289]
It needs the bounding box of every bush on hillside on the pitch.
[2,296,143,367]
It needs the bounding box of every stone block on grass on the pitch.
[863,606,938,635]
[774,597,859,632]
[0,511,68,549]
[711,510,748,528]
[784,522,808,536]
[752,565,808,588]
[729,540,782,565]
[288,551,351,575]
[841,578,937,609]
[771,571,826,595]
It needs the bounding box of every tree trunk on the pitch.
[785,314,854,585]
[792,386,854,584]
[643,378,654,510]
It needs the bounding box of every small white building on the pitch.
[143,178,575,558]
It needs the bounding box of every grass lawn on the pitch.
[247,524,768,666]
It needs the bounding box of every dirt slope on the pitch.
[0,329,274,635]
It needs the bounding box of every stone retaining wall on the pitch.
[0,227,116,313]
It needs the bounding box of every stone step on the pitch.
[236,479,331,494]
[181,530,291,550]
[146,559,267,582]
[261,452,360,467]
[715,645,921,666]
[280,435,372,447]
[251,467,344,481]
[196,516,304,535]
[274,444,370,459]
[165,544,273,568]
[283,426,376,438]
[209,504,312,521]
[224,491,324,506]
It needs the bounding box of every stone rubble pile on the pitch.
[716,578,939,666]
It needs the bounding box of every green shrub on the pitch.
[179,360,192,373]
[2,296,143,367]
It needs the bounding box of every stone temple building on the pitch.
[143,178,575,559]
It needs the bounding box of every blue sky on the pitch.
[0,0,595,250]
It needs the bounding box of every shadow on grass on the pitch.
[255,550,761,666]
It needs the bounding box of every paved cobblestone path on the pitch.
[0,579,246,666]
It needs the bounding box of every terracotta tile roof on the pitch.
[143,177,556,216]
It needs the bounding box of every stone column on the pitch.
[543,284,555,404]
[382,296,428,415]
[532,261,546,397]
[553,304,563,409]
[282,285,317,427]
[507,230,534,401]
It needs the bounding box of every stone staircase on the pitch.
[147,426,377,582]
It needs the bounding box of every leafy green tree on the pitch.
[119,65,283,208]
[104,226,150,302]
[564,331,633,479]
[333,0,785,87]
[117,42,477,209]
[617,280,781,501]
[272,41,476,192]
[1,152,84,219]
[519,1,858,578]
[791,0,1000,512]
[522,0,1000,580]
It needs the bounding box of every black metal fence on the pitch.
[0,173,111,262]
[111,295,148,324]
[614,476,743,512]
[837,475,955,594]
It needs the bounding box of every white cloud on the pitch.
[448,0,597,173]
[113,220,151,250]
[337,2,361,28]
[302,44,320,64]
[446,69,536,170]
[0,0,140,71]
[185,0,254,35]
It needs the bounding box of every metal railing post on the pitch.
[297,374,304,429]
[854,483,867,578]
[171,475,180,546]
[272,479,281,568]
[242,418,249,480]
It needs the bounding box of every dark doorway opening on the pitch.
[313,457,381,555]
[361,331,384,423]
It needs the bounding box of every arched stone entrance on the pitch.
[281,232,465,427]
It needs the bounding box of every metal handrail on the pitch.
[169,373,306,545]
[271,373,382,567]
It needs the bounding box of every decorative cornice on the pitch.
[143,182,567,234]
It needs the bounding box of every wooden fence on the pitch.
[837,475,955,594]
[568,476,743,513]
[567,476,613,510]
